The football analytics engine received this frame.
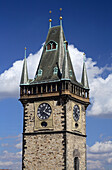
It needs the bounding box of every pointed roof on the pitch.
[20,48,28,85]
[81,55,89,89]
[62,48,76,81]
[31,25,76,84]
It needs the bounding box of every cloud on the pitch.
[87,140,112,169]
[0,47,42,99]
[0,150,22,170]
[0,44,112,117]
[69,45,112,117]
[0,161,13,166]
[15,142,22,149]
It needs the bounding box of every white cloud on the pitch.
[87,140,112,169]
[0,150,22,160]
[15,142,22,149]
[0,47,42,99]
[69,45,112,117]
[0,150,22,170]
[88,141,112,153]
[0,161,13,166]
[0,44,112,117]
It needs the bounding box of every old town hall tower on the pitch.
[20,13,90,170]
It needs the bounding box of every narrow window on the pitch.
[47,43,51,50]
[74,157,79,170]
[52,42,56,49]
[38,69,43,76]
[53,67,58,75]
[69,70,72,77]
[33,87,36,94]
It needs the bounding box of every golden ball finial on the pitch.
[25,47,26,50]
[60,16,62,20]
[60,8,62,11]
[49,10,52,14]
[49,19,52,22]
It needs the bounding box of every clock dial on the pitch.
[37,103,52,120]
[73,105,80,122]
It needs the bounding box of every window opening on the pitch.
[53,67,58,75]
[38,86,41,93]
[33,87,36,94]
[69,70,72,77]
[38,69,43,76]
[74,157,79,170]
[46,41,57,51]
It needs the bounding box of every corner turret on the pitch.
[81,53,89,89]
[20,48,28,85]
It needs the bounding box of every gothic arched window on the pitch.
[74,157,79,170]
[46,41,57,51]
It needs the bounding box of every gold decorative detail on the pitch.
[25,47,26,50]
[60,16,62,20]
[83,52,85,55]
[49,19,52,22]
[60,8,62,11]
[49,10,52,14]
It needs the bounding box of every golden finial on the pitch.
[59,8,62,25]
[60,16,62,20]
[24,47,27,58]
[49,19,52,22]
[83,53,86,63]
[49,10,52,28]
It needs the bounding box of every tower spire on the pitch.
[59,8,62,26]
[20,47,28,84]
[81,53,89,89]
[49,10,52,29]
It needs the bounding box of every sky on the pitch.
[0,0,112,169]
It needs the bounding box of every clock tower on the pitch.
[20,14,90,170]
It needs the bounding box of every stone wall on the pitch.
[23,133,65,170]
[22,98,86,169]
[66,133,86,169]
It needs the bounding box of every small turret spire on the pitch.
[49,10,52,28]
[62,42,69,79]
[81,53,89,89]
[20,47,28,85]
[59,8,62,26]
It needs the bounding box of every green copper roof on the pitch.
[20,54,28,85]
[81,62,89,89]
[31,25,76,84]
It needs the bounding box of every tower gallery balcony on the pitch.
[20,80,89,103]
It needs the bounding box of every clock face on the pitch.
[73,105,80,122]
[37,103,52,120]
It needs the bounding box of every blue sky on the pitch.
[0,0,112,169]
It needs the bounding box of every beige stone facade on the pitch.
[22,97,87,169]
